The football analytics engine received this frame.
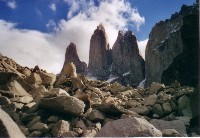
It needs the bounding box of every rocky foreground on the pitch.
[0,53,199,137]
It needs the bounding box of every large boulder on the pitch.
[7,80,30,96]
[26,72,42,85]
[95,117,162,137]
[150,119,187,136]
[62,42,87,74]
[39,96,85,116]
[38,71,56,85]
[0,108,26,138]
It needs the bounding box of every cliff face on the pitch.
[145,3,199,87]
[62,43,87,74]
[88,24,110,79]
[111,30,145,86]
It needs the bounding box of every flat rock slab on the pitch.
[0,108,26,138]
[39,95,85,116]
[95,117,162,137]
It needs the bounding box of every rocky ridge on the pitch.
[145,2,199,87]
[0,53,199,137]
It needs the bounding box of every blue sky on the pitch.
[0,0,196,73]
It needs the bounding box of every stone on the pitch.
[62,42,87,74]
[21,113,37,124]
[29,85,47,99]
[162,102,172,114]
[51,120,70,137]
[111,30,145,86]
[152,104,165,117]
[178,95,192,116]
[129,105,149,115]
[29,122,48,133]
[37,71,56,85]
[0,108,26,138]
[7,80,30,96]
[11,95,33,104]
[47,116,59,123]
[49,88,69,96]
[0,96,11,105]
[88,23,111,79]
[61,131,79,137]
[21,102,36,112]
[109,82,123,95]
[27,116,41,128]
[28,131,42,137]
[162,129,180,137]
[75,120,86,129]
[95,117,162,137]
[1,103,16,115]
[150,119,187,136]
[26,72,42,85]
[83,128,97,137]
[39,96,85,116]
[149,82,165,94]
[55,62,77,85]
[144,94,157,106]
[87,109,105,122]
[71,77,85,90]
[13,102,24,109]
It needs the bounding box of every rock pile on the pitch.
[0,53,199,137]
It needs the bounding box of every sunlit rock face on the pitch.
[62,42,87,74]
[88,24,111,79]
[145,3,199,87]
[111,30,145,87]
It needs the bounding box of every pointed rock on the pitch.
[62,42,87,74]
[88,24,111,79]
[111,30,145,86]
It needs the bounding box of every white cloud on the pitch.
[49,3,56,12]
[0,0,145,74]
[0,20,63,74]
[7,1,17,9]
[138,39,148,60]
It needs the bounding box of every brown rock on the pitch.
[62,42,87,74]
[88,23,111,79]
[95,117,162,137]
[38,71,56,85]
[51,120,70,137]
[39,96,85,116]
[26,72,42,85]
[7,80,30,96]
[149,82,165,94]
[111,30,145,86]
[162,129,181,137]
[0,108,26,138]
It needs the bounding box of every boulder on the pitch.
[95,117,162,137]
[26,73,42,85]
[62,42,87,74]
[0,108,26,138]
[55,62,77,85]
[29,122,48,133]
[49,88,69,96]
[87,109,105,122]
[11,95,33,104]
[162,129,180,137]
[144,94,157,106]
[51,120,70,137]
[178,95,192,116]
[71,77,85,90]
[149,82,165,94]
[150,119,187,136]
[39,96,85,116]
[7,80,30,96]
[130,105,149,115]
[152,104,165,117]
[162,102,172,114]
[38,71,56,85]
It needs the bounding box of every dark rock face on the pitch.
[88,24,111,79]
[111,31,145,86]
[62,43,87,74]
[145,3,199,87]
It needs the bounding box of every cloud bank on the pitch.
[0,0,147,74]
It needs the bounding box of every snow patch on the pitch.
[138,79,146,88]
[123,71,131,76]
[107,76,118,83]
